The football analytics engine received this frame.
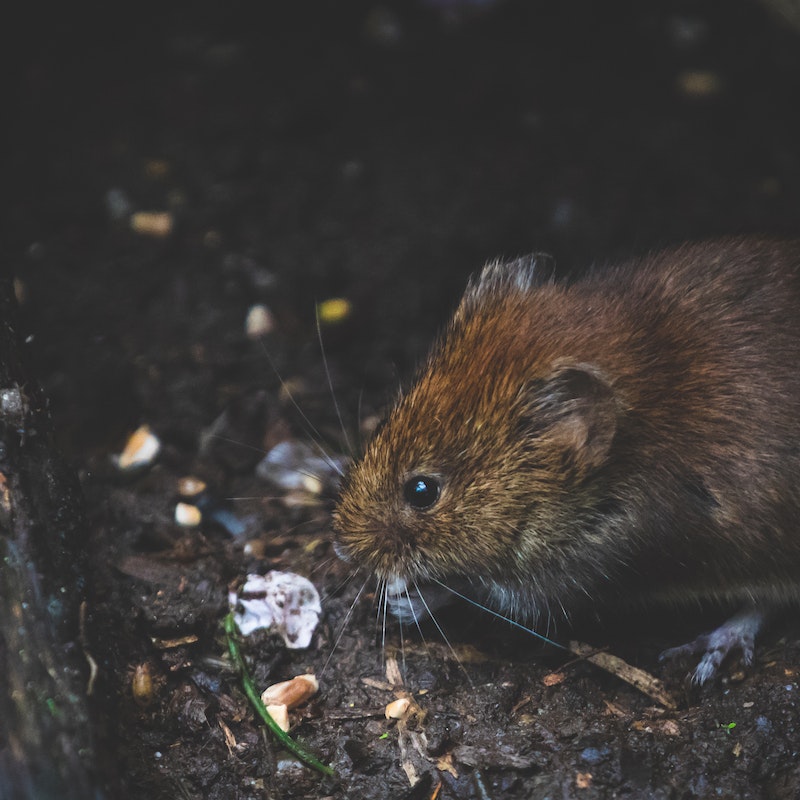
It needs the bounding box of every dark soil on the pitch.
[8,0,800,797]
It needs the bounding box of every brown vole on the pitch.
[332,238,800,682]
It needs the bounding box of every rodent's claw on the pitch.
[659,606,765,684]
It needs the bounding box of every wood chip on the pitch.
[151,634,199,649]
[453,744,542,771]
[385,655,403,687]
[361,677,393,692]
[219,719,237,754]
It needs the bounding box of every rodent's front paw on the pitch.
[659,606,766,684]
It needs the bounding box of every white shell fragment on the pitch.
[229,572,322,648]
[116,425,161,470]
[174,502,202,527]
[256,440,347,495]
[261,674,319,710]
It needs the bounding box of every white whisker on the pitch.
[208,434,268,456]
[315,307,354,459]
[321,576,370,678]
[397,603,407,680]
[256,341,345,478]
[374,577,386,649]
[381,581,389,659]
[430,578,568,651]
[316,562,355,602]
[413,582,474,689]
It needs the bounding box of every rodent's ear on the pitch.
[461,253,556,306]
[523,363,617,474]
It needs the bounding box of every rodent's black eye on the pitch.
[403,476,441,510]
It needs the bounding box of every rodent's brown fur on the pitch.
[333,238,800,623]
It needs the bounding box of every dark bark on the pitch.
[0,278,100,799]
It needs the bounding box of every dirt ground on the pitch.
[8,0,800,797]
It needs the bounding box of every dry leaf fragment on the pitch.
[575,771,593,789]
[361,677,393,691]
[543,671,566,686]
[219,719,238,753]
[661,719,681,737]
[435,754,458,778]
[602,699,630,718]
[151,634,199,649]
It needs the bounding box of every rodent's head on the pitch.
[333,255,621,589]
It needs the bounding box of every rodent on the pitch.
[332,237,800,681]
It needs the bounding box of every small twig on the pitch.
[223,612,335,777]
[569,640,677,710]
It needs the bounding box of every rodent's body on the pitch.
[333,239,800,644]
